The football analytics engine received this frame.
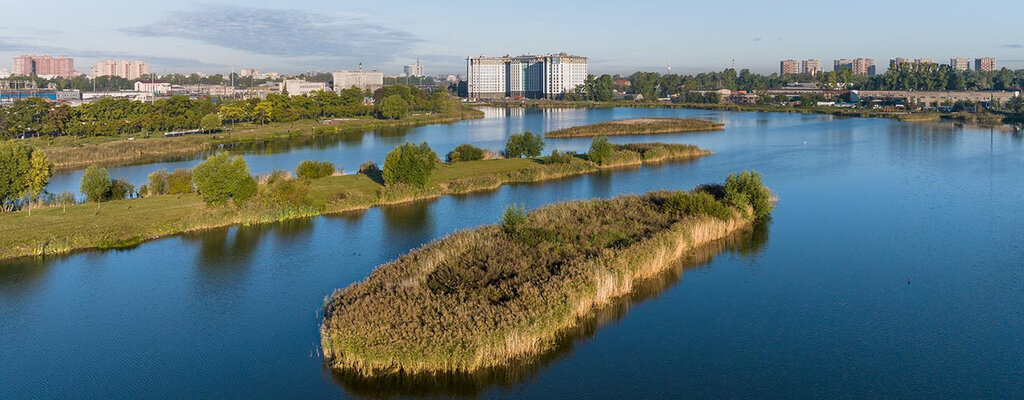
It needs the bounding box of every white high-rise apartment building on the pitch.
[403,59,424,77]
[91,60,148,80]
[467,53,587,100]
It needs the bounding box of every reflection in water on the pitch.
[381,200,435,241]
[888,121,960,156]
[330,222,771,399]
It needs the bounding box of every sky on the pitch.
[1,0,1022,76]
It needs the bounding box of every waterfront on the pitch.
[3,107,1023,398]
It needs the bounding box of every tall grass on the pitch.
[545,117,723,138]
[321,178,773,377]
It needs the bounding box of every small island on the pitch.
[544,117,724,138]
[320,172,773,377]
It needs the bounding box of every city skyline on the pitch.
[1,0,1022,76]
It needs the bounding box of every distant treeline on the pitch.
[0,84,453,138]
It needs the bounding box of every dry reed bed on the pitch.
[544,117,723,138]
[320,184,768,377]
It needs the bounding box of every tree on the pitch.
[378,95,410,119]
[191,153,258,206]
[26,150,53,200]
[0,142,53,211]
[588,136,614,165]
[295,160,336,179]
[80,165,112,203]
[505,131,545,158]
[724,171,773,220]
[200,113,222,133]
[382,142,438,187]
[447,144,486,162]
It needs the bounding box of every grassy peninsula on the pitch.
[320,173,773,377]
[0,143,707,262]
[545,117,723,138]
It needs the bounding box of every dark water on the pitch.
[3,108,1024,399]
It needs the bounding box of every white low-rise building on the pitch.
[280,79,328,96]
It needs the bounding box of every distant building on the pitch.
[780,59,799,75]
[56,90,81,102]
[950,57,970,71]
[12,55,75,78]
[280,79,328,96]
[239,68,259,77]
[0,68,9,78]
[801,59,821,76]
[333,65,384,92]
[134,81,172,94]
[852,58,876,76]
[467,53,587,100]
[975,57,996,72]
[914,58,934,66]
[91,60,148,80]
[403,59,424,77]
[852,90,1019,106]
[834,59,853,72]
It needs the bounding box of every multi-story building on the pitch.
[12,55,75,78]
[780,59,799,75]
[332,65,384,92]
[280,79,328,96]
[852,58,876,76]
[975,57,996,72]
[467,53,587,100]
[403,59,424,77]
[0,68,10,78]
[834,59,853,72]
[950,57,970,71]
[890,57,910,68]
[91,60,148,80]
[239,68,259,77]
[914,58,935,66]
[801,59,821,76]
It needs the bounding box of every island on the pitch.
[544,117,724,138]
[320,172,773,377]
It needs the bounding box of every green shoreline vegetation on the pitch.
[0,140,709,262]
[320,172,773,377]
[545,117,724,138]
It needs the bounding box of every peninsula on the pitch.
[545,117,723,138]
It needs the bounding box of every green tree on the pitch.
[200,113,222,132]
[80,165,112,203]
[588,136,614,165]
[26,150,53,200]
[295,160,336,179]
[192,153,258,206]
[382,142,438,187]
[447,144,486,162]
[378,95,410,119]
[505,131,545,158]
[0,142,53,211]
[724,171,773,220]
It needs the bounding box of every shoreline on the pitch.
[0,144,709,263]
[545,117,723,138]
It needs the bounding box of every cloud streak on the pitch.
[0,36,221,69]
[1001,44,1023,49]
[124,5,419,65]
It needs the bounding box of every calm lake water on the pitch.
[3,107,1024,399]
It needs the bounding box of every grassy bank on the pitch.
[0,143,708,262]
[545,117,723,138]
[320,177,772,377]
[28,106,484,172]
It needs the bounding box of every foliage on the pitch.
[358,160,380,174]
[80,165,112,203]
[663,190,733,220]
[382,142,438,187]
[200,113,222,132]
[0,141,53,210]
[108,179,134,200]
[296,160,337,179]
[588,136,614,165]
[146,169,169,196]
[500,204,528,235]
[724,171,773,220]
[377,95,410,120]
[259,170,313,206]
[447,144,486,162]
[546,149,574,164]
[546,117,722,138]
[505,131,545,158]
[167,169,193,194]
[191,153,258,206]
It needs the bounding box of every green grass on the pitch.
[0,142,710,262]
[545,117,723,138]
[320,179,772,377]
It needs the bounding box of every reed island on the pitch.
[320,171,773,377]
[544,117,723,138]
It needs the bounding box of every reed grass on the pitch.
[545,117,723,138]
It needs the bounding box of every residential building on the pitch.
[467,53,587,100]
[890,57,910,68]
[12,55,75,78]
[834,59,853,72]
[950,57,970,71]
[403,59,424,77]
[0,68,9,78]
[914,58,934,66]
[280,79,328,96]
[975,57,996,72]
[134,81,172,94]
[332,65,384,92]
[239,68,259,77]
[801,59,821,76]
[780,59,799,75]
[852,58,876,76]
[91,60,148,80]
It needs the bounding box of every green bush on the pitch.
[505,131,544,158]
[588,136,614,165]
[192,153,258,206]
[296,160,337,179]
[109,178,134,200]
[80,165,112,203]
[146,169,169,196]
[546,149,574,164]
[261,170,312,206]
[382,142,438,187]
[377,95,410,119]
[500,204,528,235]
[663,191,732,220]
[447,144,486,163]
[167,169,193,194]
[358,161,380,174]
[724,171,773,220]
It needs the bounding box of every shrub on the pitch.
[663,191,732,220]
[358,161,380,174]
[505,131,545,158]
[80,165,112,203]
[724,171,773,220]
[588,136,614,165]
[261,170,312,206]
[296,160,337,179]
[377,95,410,119]
[546,149,574,164]
[146,169,169,196]
[500,204,528,235]
[192,153,258,206]
[167,169,193,194]
[109,178,134,200]
[447,144,486,163]
[382,142,438,187]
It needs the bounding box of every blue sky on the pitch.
[1,0,1022,76]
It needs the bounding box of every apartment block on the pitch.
[467,53,587,99]
[403,59,424,77]
[801,59,821,76]
[332,66,385,92]
[12,55,75,78]
[780,59,799,75]
[950,57,970,71]
[92,60,148,80]
[975,57,996,72]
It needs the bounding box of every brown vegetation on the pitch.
[545,117,723,138]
